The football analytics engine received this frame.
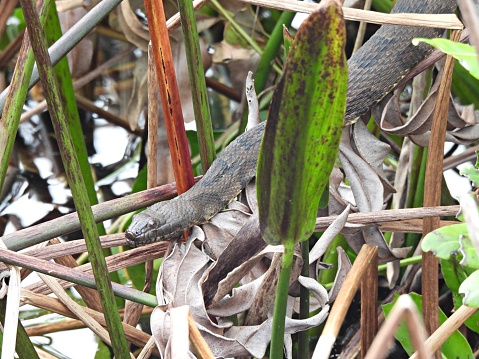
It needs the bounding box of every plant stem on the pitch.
[270,240,295,358]
[19,0,130,355]
[176,0,216,171]
[298,240,310,359]
[254,11,295,93]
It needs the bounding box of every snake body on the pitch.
[125,0,457,247]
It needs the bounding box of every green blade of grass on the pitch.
[44,1,106,234]
[0,0,51,195]
[254,11,295,94]
[176,0,216,171]
[0,0,123,113]
[19,0,130,356]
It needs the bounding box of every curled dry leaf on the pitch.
[328,247,352,302]
[334,121,410,262]
[374,66,479,146]
[310,205,351,265]
[151,189,330,358]
[128,54,148,131]
[117,0,149,51]
[149,107,421,355]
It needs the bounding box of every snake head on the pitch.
[125,212,162,247]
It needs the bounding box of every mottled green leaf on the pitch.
[257,0,347,245]
[382,293,473,358]
[413,38,479,79]
[422,223,479,268]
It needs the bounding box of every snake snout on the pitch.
[124,229,137,241]
[125,213,162,247]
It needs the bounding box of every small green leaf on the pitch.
[382,293,473,358]
[422,223,479,268]
[413,38,479,79]
[257,0,347,245]
[459,270,479,307]
[460,163,479,186]
[440,258,479,333]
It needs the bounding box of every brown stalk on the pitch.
[75,95,139,135]
[312,244,378,359]
[25,241,168,296]
[122,45,160,333]
[188,311,215,359]
[421,30,461,356]
[52,241,102,312]
[0,30,25,68]
[360,247,378,358]
[21,289,160,356]
[143,0,195,195]
[314,205,459,230]
[352,0,372,54]
[0,0,18,38]
[378,219,458,233]
[147,44,160,192]
[0,205,458,272]
[365,295,431,359]
[234,0,462,29]
[410,305,479,358]
[26,318,86,336]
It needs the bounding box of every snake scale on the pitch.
[125,0,457,247]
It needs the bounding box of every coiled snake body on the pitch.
[126,0,457,247]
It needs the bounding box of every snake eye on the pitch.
[147,218,158,229]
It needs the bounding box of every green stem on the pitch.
[239,10,294,134]
[254,11,295,93]
[210,0,281,75]
[270,240,295,359]
[177,0,216,171]
[298,240,310,359]
[19,0,130,356]
[405,146,427,249]
[378,255,423,273]
[0,0,50,194]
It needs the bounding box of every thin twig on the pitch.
[410,305,479,359]
[235,0,462,29]
[312,244,378,359]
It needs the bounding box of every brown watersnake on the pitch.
[125,0,457,247]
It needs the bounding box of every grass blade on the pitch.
[19,0,130,356]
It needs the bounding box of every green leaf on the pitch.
[459,270,479,307]
[257,0,347,245]
[382,293,473,358]
[452,61,479,109]
[422,223,479,268]
[413,38,479,79]
[440,258,479,333]
[460,163,479,186]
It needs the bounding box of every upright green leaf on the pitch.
[257,0,347,246]
[256,1,347,357]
